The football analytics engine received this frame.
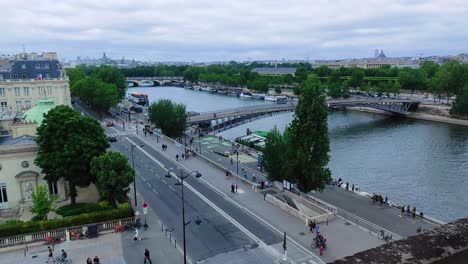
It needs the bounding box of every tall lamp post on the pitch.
[236,150,239,175]
[131,143,145,207]
[166,169,202,264]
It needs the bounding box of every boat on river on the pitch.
[252,93,266,100]
[200,87,212,92]
[239,92,253,99]
[217,90,228,95]
[264,95,277,101]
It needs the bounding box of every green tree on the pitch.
[31,185,58,221]
[349,69,365,88]
[93,66,127,100]
[288,76,331,192]
[398,68,428,93]
[66,68,86,90]
[295,67,308,83]
[283,74,294,84]
[148,99,187,138]
[91,152,134,208]
[420,61,440,79]
[450,84,468,117]
[35,106,109,206]
[92,81,119,119]
[327,83,342,98]
[263,127,287,182]
[314,66,332,77]
[248,80,269,92]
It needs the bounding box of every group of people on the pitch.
[175,149,193,161]
[86,256,101,264]
[308,221,326,255]
[372,193,388,205]
[161,144,168,151]
[334,178,359,192]
[402,205,422,218]
[47,248,69,263]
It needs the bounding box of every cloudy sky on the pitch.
[1,0,467,61]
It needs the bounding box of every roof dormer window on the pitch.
[36,64,40,69]
[21,64,27,70]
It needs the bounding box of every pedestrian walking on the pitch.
[47,246,53,263]
[346,182,349,191]
[401,206,405,214]
[225,170,229,177]
[93,256,100,264]
[144,249,153,264]
[319,244,324,255]
[230,158,233,164]
[412,207,416,218]
[407,205,411,214]
[231,184,235,193]
[86,257,93,264]
[134,227,139,242]
[385,196,388,205]
[182,153,185,160]
[176,154,179,161]
[352,184,355,192]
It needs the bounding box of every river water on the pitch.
[129,87,468,222]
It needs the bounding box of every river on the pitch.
[129,86,468,222]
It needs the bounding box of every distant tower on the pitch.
[374,49,379,58]
[103,52,107,59]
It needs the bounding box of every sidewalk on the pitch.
[123,187,184,264]
[132,130,384,263]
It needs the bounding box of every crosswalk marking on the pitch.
[107,132,132,137]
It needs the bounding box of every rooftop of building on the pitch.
[329,217,468,264]
[0,59,63,80]
[251,67,297,74]
[0,134,36,146]
[22,99,56,127]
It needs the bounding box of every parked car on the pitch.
[106,122,114,127]
[108,136,117,142]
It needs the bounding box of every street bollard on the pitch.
[174,239,177,248]
[169,233,172,241]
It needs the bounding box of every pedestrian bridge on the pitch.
[189,98,420,131]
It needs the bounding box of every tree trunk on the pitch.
[69,183,77,206]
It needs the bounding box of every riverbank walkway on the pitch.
[182,132,442,238]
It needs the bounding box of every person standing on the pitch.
[231,184,235,193]
[346,182,349,191]
[352,184,355,192]
[144,249,152,264]
[86,257,93,264]
[93,256,100,264]
[47,246,53,263]
[176,154,179,161]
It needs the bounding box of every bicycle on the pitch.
[378,230,393,242]
[54,257,72,263]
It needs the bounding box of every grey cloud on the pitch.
[0,0,466,61]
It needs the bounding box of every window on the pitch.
[48,180,58,195]
[0,88,4,97]
[25,100,31,109]
[23,87,29,96]
[21,64,27,70]
[35,64,40,69]
[16,101,22,111]
[0,74,3,80]
[13,74,18,79]
[0,183,8,206]
[21,73,28,79]
[0,102,7,111]
[15,87,20,96]
[44,63,50,69]
[47,86,53,95]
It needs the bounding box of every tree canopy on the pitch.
[31,185,58,220]
[35,106,109,205]
[148,99,187,138]
[263,76,331,192]
[91,152,134,208]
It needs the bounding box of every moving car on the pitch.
[106,122,114,127]
[108,136,117,142]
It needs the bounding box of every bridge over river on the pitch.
[189,98,420,131]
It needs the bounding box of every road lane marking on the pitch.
[146,182,151,188]
[152,188,159,196]
[169,186,176,192]
[130,135,324,264]
[125,137,283,261]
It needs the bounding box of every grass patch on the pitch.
[56,203,110,217]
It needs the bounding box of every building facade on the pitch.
[0,59,71,113]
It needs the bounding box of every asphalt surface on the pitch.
[73,99,283,263]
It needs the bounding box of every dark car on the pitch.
[108,136,117,142]
[106,122,114,127]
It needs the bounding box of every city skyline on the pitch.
[1,0,467,61]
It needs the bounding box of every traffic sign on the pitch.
[143,202,148,215]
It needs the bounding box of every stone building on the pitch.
[0,58,71,113]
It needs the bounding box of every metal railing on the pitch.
[0,217,135,248]
[337,208,403,240]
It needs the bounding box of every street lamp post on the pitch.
[131,143,145,207]
[168,169,202,264]
[199,131,202,154]
[236,151,239,175]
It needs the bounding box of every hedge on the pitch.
[0,204,132,237]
